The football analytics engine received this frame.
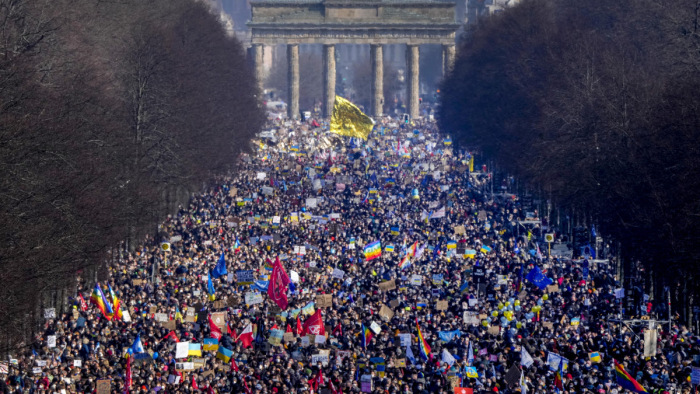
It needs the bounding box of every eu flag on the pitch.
[211,252,227,279]
[526,265,553,290]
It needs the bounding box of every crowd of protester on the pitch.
[1,116,699,394]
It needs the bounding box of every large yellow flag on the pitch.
[330,96,374,140]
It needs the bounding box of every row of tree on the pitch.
[0,0,264,352]
[439,0,700,325]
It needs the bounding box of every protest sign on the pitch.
[245,292,264,306]
[316,294,333,309]
[379,279,396,291]
[379,304,394,321]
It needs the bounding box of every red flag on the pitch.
[125,356,132,393]
[308,369,324,391]
[286,324,293,333]
[208,315,223,340]
[192,375,199,391]
[303,309,325,336]
[237,323,254,348]
[163,331,179,342]
[231,357,239,372]
[243,376,252,394]
[332,323,342,337]
[268,257,291,310]
[296,316,303,336]
[227,323,233,336]
[312,119,320,128]
[78,294,88,311]
[271,323,279,330]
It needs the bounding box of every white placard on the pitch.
[273,216,281,224]
[411,275,422,286]
[122,310,132,323]
[256,172,266,180]
[399,334,411,347]
[306,198,317,208]
[73,359,82,367]
[311,354,329,366]
[262,186,274,195]
[290,271,300,283]
[47,335,56,348]
[463,311,480,326]
[44,308,56,319]
[175,342,190,359]
[245,292,264,306]
[331,268,345,279]
[315,335,326,344]
[370,321,381,335]
[154,313,168,322]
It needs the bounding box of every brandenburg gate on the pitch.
[248,0,459,119]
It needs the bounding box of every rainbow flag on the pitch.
[361,324,373,349]
[398,255,411,270]
[407,241,418,257]
[90,284,113,320]
[364,241,382,261]
[107,284,122,320]
[554,358,564,390]
[614,359,648,393]
[416,318,431,361]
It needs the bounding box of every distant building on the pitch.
[464,0,521,25]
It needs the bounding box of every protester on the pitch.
[3,114,698,394]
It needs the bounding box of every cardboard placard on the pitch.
[378,279,396,291]
[389,300,399,309]
[396,358,406,367]
[378,304,394,321]
[436,300,448,311]
[96,380,111,394]
[487,326,500,336]
[228,296,240,307]
[211,312,226,330]
[283,332,296,343]
[161,320,177,331]
[212,300,225,309]
[315,294,333,309]
[132,279,144,286]
[546,284,560,293]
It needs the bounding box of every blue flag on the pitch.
[251,280,269,292]
[129,334,145,355]
[526,265,553,290]
[211,252,227,279]
[207,272,215,300]
[438,330,461,343]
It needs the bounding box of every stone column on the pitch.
[287,44,299,119]
[407,44,420,119]
[442,44,456,76]
[322,44,336,118]
[253,44,264,95]
[370,44,384,117]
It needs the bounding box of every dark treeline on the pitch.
[439,0,700,325]
[0,0,264,351]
